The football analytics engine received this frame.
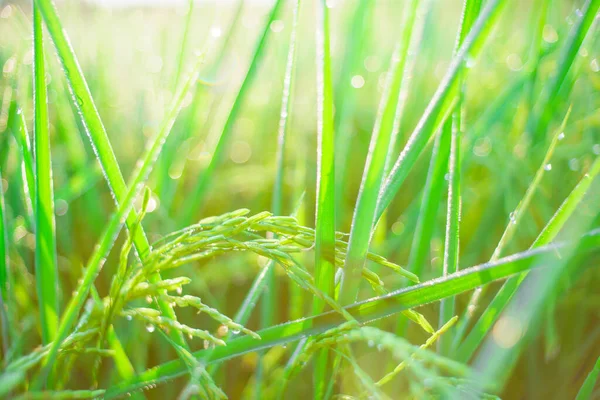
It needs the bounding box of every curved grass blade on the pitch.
[33,3,59,345]
[453,109,570,342]
[576,356,600,400]
[33,0,198,348]
[472,211,600,392]
[375,0,505,222]
[455,156,600,362]
[339,0,420,305]
[33,0,191,356]
[179,0,284,224]
[104,232,600,398]
[528,0,600,144]
[0,172,9,357]
[32,37,208,389]
[453,111,574,359]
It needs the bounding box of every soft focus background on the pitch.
[0,0,599,398]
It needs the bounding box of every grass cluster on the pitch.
[0,0,599,398]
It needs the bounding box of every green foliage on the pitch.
[0,0,599,398]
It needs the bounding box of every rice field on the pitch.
[0,0,599,398]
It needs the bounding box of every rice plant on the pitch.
[0,0,599,398]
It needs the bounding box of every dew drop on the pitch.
[557,132,565,140]
[544,163,552,171]
[176,286,183,295]
[126,315,133,321]
[146,295,153,304]
[146,324,155,333]
[231,328,241,335]
[367,340,375,348]
[509,211,517,224]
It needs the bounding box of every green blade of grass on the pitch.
[33,3,59,345]
[438,0,481,355]
[472,202,600,392]
[375,0,505,222]
[262,0,301,328]
[528,0,600,144]
[407,112,451,281]
[576,356,600,400]
[452,110,571,357]
[0,171,9,357]
[455,156,600,363]
[104,232,600,398]
[339,0,420,306]
[34,0,180,344]
[313,1,336,397]
[438,112,461,356]
[32,0,203,362]
[256,0,300,395]
[32,31,207,388]
[9,104,35,218]
[455,109,571,344]
[178,0,284,225]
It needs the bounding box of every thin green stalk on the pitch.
[455,156,600,362]
[257,0,300,394]
[313,1,335,397]
[32,0,200,366]
[33,3,59,345]
[453,111,571,356]
[437,112,461,355]
[339,0,419,306]
[407,120,450,279]
[10,104,35,218]
[0,172,9,357]
[35,0,183,342]
[472,206,600,392]
[173,0,194,90]
[528,0,600,144]
[32,36,207,388]
[104,232,600,398]
[438,0,481,355]
[179,0,284,224]
[375,0,505,222]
